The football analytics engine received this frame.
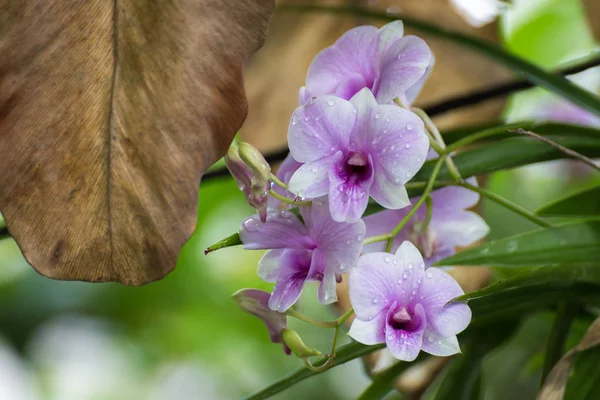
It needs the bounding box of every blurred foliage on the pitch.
[0,0,599,399]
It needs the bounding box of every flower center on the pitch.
[388,307,412,330]
[343,151,372,181]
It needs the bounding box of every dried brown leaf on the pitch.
[0,0,274,285]
[539,316,600,400]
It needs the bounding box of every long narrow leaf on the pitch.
[434,221,600,268]
[280,5,600,117]
[537,184,600,217]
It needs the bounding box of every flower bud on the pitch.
[225,143,270,222]
[232,289,291,355]
[281,328,322,358]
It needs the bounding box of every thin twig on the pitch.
[510,128,600,172]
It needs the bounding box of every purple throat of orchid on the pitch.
[388,304,422,332]
[338,72,378,100]
[338,151,373,184]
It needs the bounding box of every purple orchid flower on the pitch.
[232,289,291,355]
[363,178,489,267]
[268,153,302,210]
[300,21,433,106]
[240,200,366,312]
[348,241,471,361]
[287,88,429,223]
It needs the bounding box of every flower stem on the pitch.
[270,173,289,189]
[455,181,553,228]
[418,196,433,234]
[385,156,447,252]
[286,309,338,328]
[412,107,463,182]
[337,307,355,325]
[268,189,312,206]
[363,234,390,245]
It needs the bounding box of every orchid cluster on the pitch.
[221,21,490,366]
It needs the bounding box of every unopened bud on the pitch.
[282,328,322,358]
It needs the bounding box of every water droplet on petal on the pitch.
[428,334,435,342]
[346,240,352,245]
[304,116,311,122]
[385,117,391,122]
[352,108,357,114]
[507,240,518,252]
[392,259,398,265]
[407,263,413,270]
[357,235,364,242]
[374,113,382,120]
[243,218,260,232]
[372,297,379,304]
[390,144,397,151]
[402,272,408,279]
[384,256,391,263]
[327,99,336,106]
[426,271,433,279]
[405,143,411,149]
[405,172,411,178]
[406,123,413,131]
[387,334,395,341]
[311,167,318,173]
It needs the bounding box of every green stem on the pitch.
[541,302,578,384]
[413,107,463,181]
[286,309,338,328]
[337,307,355,325]
[418,196,433,234]
[363,234,390,245]
[386,156,446,251]
[446,123,527,153]
[270,173,288,189]
[269,189,312,206]
[456,181,553,228]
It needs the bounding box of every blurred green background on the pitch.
[0,0,598,399]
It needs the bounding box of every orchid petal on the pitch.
[348,311,387,345]
[240,210,312,250]
[306,26,379,99]
[257,249,284,282]
[378,20,404,53]
[421,329,461,357]
[288,96,356,163]
[268,249,312,312]
[376,36,433,104]
[287,158,332,199]
[418,267,471,337]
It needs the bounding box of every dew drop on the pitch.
[405,143,411,149]
[407,263,413,270]
[327,99,336,106]
[428,334,435,342]
[387,334,395,341]
[304,116,311,122]
[385,117,391,122]
[311,167,318,173]
[405,172,411,178]
[372,297,379,304]
[392,259,398,265]
[374,113,382,120]
[390,144,397,151]
[243,218,259,232]
[402,272,409,279]
[383,129,388,134]
[426,271,433,279]
[346,240,352,245]
[507,240,518,253]
[406,123,413,131]
[357,234,365,242]
[384,256,391,263]
[315,116,321,121]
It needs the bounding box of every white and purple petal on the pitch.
[240,210,313,250]
[384,302,426,362]
[418,267,471,337]
[269,249,313,312]
[288,96,356,163]
[376,36,433,104]
[348,310,387,345]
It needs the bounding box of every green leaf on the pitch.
[434,221,600,268]
[280,5,600,117]
[536,184,600,217]
[414,128,600,186]
[455,265,600,324]
[356,356,424,400]
[204,232,242,255]
[434,321,519,400]
[243,341,385,400]
[564,346,600,400]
